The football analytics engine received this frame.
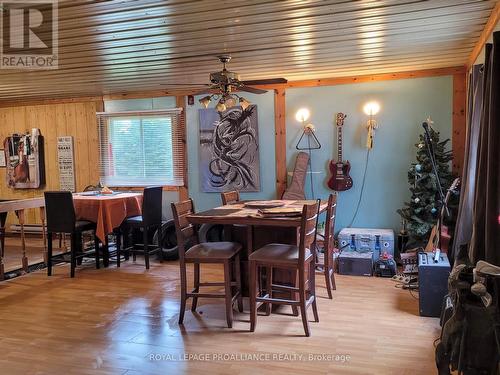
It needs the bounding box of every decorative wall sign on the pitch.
[4,130,45,189]
[199,105,260,192]
[0,150,5,167]
[57,136,76,192]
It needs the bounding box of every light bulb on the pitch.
[239,97,251,110]
[216,101,226,112]
[199,96,211,108]
[295,108,310,122]
[363,101,380,116]
[225,97,236,108]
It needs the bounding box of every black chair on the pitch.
[119,186,163,269]
[44,191,100,278]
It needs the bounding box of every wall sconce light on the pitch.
[295,108,310,123]
[363,101,381,149]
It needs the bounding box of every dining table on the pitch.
[73,192,143,266]
[186,199,327,296]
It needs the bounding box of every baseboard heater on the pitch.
[10,223,44,234]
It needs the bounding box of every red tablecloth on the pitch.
[73,193,142,242]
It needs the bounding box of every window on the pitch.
[97,109,184,187]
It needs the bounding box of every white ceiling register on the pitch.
[57,136,76,192]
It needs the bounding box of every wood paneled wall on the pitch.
[0,101,101,225]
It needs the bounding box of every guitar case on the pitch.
[281,152,309,200]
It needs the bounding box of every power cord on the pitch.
[347,148,370,227]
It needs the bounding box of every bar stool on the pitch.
[172,199,243,328]
[249,201,320,336]
[119,186,162,269]
[44,191,100,278]
[316,194,337,299]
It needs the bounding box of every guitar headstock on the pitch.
[336,112,347,127]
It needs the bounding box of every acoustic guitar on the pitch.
[327,113,353,191]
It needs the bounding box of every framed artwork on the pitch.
[0,150,5,167]
[4,132,45,189]
[199,105,260,193]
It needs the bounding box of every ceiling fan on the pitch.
[161,55,287,112]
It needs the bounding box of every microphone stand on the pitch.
[422,122,449,260]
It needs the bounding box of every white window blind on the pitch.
[96,109,185,187]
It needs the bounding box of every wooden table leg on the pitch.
[0,212,7,280]
[16,209,28,272]
[40,206,48,264]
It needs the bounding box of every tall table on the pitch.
[73,192,142,266]
[186,200,327,295]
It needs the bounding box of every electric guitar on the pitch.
[327,113,353,191]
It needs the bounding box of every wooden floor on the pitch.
[0,239,441,375]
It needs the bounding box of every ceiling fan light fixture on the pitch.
[239,97,251,110]
[199,96,211,108]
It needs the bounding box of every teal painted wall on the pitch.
[285,76,453,233]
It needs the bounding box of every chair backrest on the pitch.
[324,194,337,252]
[299,201,320,263]
[142,186,163,227]
[171,199,199,262]
[221,190,240,205]
[44,191,76,233]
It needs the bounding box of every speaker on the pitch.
[418,252,450,317]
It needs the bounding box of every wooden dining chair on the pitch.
[316,194,337,299]
[221,190,240,205]
[249,201,320,336]
[44,191,100,278]
[171,199,243,328]
[119,186,162,269]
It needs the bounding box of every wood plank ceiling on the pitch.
[0,0,496,101]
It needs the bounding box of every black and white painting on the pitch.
[199,105,260,192]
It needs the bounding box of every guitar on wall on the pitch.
[327,112,353,191]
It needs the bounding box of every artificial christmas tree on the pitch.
[397,123,454,247]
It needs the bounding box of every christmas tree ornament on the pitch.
[415,164,422,172]
[414,197,420,204]
[418,143,424,149]
[431,207,437,214]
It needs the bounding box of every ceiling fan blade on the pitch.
[241,78,287,85]
[238,85,268,94]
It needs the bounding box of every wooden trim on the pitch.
[467,1,500,69]
[274,88,287,199]
[103,90,192,101]
[176,95,189,201]
[284,66,465,88]
[0,96,103,108]
[452,72,467,175]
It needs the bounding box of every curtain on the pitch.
[451,65,483,262]
[469,31,500,265]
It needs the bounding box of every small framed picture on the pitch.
[0,150,5,167]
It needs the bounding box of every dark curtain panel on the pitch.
[451,65,483,262]
[469,32,500,265]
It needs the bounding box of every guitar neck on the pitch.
[337,126,343,161]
